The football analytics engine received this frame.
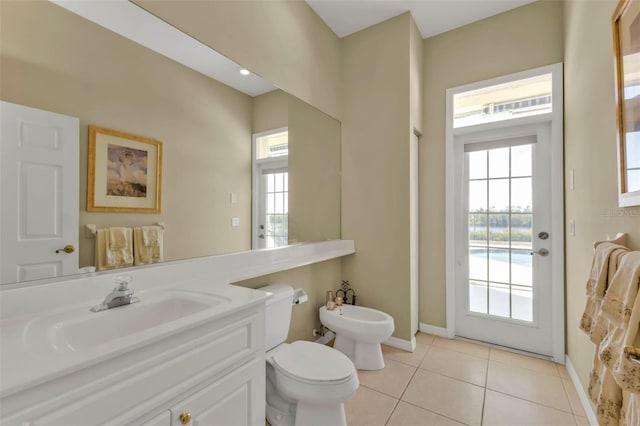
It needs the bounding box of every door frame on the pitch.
[251,127,288,250]
[444,63,565,362]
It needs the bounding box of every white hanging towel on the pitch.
[134,225,163,265]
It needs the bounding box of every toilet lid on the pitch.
[273,341,355,383]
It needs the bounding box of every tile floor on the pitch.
[344,333,589,426]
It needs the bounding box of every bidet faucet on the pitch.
[90,275,140,312]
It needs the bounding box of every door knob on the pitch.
[179,412,192,425]
[530,248,549,256]
[55,244,75,254]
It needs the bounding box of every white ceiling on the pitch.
[305,0,537,39]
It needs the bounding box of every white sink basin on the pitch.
[21,290,229,354]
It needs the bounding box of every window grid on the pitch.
[468,145,533,321]
[264,171,288,248]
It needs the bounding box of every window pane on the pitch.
[267,193,275,214]
[489,148,509,178]
[256,131,288,159]
[511,214,532,251]
[469,180,487,212]
[511,145,532,177]
[267,174,275,192]
[489,282,510,318]
[453,73,552,128]
[469,280,487,314]
[469,214,487,246]
[511,249,532,286]
[275,193,284,214]
[511,177,532,212]
[488,249,510,283]
[512,285,533,321]
[469,248,488,281]
[489,179,509,212]
[488,214,509,246]
[275,173,285,192]
[469,151,487,179]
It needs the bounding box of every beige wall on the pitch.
[234,259,342,342]
[288,96,341,244]
[134,0,342,121]
[341,13,413,341]
[564,0,640,393]
[420,1,564,327]
[253,90,289,134]
[0,0,252,268]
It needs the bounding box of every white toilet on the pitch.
[258,284,359,426]
[319,304,394,370]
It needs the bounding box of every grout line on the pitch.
[480,354,490,426]
[486,387,574,414]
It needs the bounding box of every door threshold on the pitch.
[454,335,554,363]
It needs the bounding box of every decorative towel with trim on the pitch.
[95,228,134,271]
[133,225,163,265]
[591,251,640,426]
[581,243,630,342]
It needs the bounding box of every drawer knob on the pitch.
[180,412,192,425]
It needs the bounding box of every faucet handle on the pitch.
[112,275,132,291]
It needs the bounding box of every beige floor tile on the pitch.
[382,344,429,367]
[487,360,572,412]
[419,345,488,386]
[574,415,590,425]
[358,359,417,398]
[432,337,490,359]
[558,364,571,379]
[344,386,398,426]
[401,369,484,426]
[483,390,577,426]
[489,348,559,376]
[415,332,436,346]
[387,401,464,426]
[562,378,587,417]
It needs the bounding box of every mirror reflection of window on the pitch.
[253,129,289,249]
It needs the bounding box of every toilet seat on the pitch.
[272,341,355,385]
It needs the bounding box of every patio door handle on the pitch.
[530,248,549,256]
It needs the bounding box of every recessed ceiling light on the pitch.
[239,68,250,76]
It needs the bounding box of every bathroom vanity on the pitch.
[0,240,355,425]
[0,285,267,425]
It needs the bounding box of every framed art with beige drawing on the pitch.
[614,0,640,206]
[87,126,162,213]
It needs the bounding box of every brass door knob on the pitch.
[55,244,75,254]
[179,412,192,425]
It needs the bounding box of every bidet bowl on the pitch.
[319,304,394,370]
[319,304,394,343]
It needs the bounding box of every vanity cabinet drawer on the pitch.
[5,309,264,426]
[169,358,264,426]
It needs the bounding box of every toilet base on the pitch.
[334,334,385,370]
[295,401,347,426]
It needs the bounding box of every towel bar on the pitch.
[593,232,628,249]
[85,222,166,238]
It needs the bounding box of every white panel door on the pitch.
[0,101,79,285]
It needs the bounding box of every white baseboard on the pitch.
[565,354,597,426]
[384,335,416,352]
[419,323,449,338]
[315,331,335,345]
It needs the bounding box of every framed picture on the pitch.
[613,0,640,206]
[87,126,162,213]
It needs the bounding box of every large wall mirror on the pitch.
[0,0,341,287]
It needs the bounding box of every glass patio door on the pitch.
[455,124,554,356]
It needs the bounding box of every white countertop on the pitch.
[0,240,355,398]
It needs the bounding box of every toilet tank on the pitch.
[257,284,294,351]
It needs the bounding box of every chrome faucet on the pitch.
[90,275,140,312]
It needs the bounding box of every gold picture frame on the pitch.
[613,0,640,206]
[87,126,162,213]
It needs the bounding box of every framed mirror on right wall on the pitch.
[613,0,640,206]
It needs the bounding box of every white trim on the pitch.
[565,355,597,426]
[315,331,336,345]
[419,323,449,338]
[445,63,565,360]
[383,336,417,352]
